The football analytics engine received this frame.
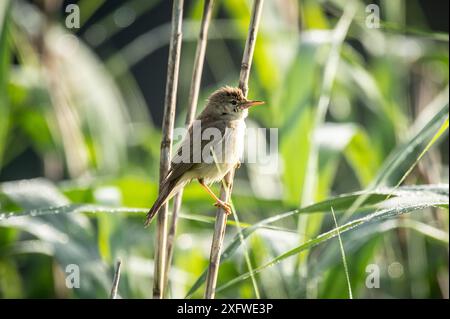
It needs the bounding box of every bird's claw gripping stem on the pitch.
[198,178,232,215]
[214,200,232,215]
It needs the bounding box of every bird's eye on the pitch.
[231,100,238,106]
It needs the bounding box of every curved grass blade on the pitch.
[343,93,449,219]
[0,0,11,169]
[0,202,291,234]
[393,117,448,190]
[331,207,352,299]
[82,0,160,46]
[184,184,448,297]
[215,197,448,294]
[372,91,448,188]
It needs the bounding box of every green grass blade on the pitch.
[184,184,448,297]
[344,92,449,218]
[393,117,449,190]
[331,207,353,299]
[215,197,448,293]
[373,92,448,188]
[230,203,261,298]
[0,0,11,170]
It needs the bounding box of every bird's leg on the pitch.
[198,179,232,215]
[235,161,241,169]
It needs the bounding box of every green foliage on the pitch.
[0,0,448,299]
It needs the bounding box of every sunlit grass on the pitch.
[0,0,448,299]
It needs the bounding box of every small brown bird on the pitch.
[145,86,264,226]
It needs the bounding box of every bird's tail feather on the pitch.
[144,179,177,227]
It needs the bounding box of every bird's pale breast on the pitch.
[183,119,245,185]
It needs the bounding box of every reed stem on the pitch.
[153,0,184,299]
[204,0,264,299]
[163,0,215,297]
[110,259,122,299]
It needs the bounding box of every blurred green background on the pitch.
[0,0,448,298]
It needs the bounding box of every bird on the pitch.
[144,86,264,227]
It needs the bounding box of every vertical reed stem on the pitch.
[153,0,184,299]
[110,259,122,299]
[164,0,215,296]
[204,0,264,299]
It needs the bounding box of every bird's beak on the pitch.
[240,100,265,109]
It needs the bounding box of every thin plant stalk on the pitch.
[110,259,122,299]
[204,0,264,299]
[185,0,215,126]
[153,0,184,299]
[331,208,353,299]
[230,203,261,298]
[164,0,215,296]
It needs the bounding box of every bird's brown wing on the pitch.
[145,118,228,227]
[166,118,227,183]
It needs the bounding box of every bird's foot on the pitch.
[235,161,241,169]
[214,200,232,215]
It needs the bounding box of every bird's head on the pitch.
[202,86,264,120]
